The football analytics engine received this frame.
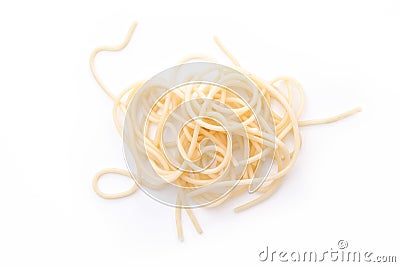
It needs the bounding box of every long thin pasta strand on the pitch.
[299,107,362,127]
[176,194,183,241]
[90,22,138,101]
[93,168,138,199]
[184,207,203,234]
[213,36,241,67]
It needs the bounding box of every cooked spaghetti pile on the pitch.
[90,22,360,240]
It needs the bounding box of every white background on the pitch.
[0,1,399,266]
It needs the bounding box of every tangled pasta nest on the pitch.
[90,22,360,240]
